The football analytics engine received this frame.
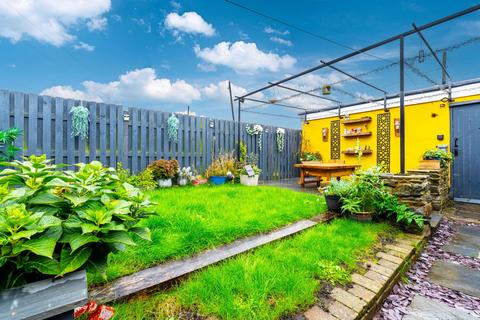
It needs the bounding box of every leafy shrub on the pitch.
[239,153,261,176]
[0,127,22,161]
[0,155,154,289]
[117,162,157,190]
[177,167,195,182]
[299,151,322,162]
[205,152,236,178]
[423,148,453,167]
[147,159,178,180]
[323,179,353,197]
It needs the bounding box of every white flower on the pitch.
[276,128,285,134]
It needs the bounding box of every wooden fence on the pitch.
[0,90,301,180]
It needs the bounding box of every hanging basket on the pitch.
[322,84,331,95]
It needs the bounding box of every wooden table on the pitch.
[294,162,360,186]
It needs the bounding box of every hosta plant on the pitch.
[0,155,154,289]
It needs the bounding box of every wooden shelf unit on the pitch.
[342,116,372,125]
[342,150,373,155]
[342,132,372,138]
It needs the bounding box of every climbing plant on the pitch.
[246,124,264,150]
[70,104,90,139]
[167,113,180,143]
[276,128,285,152]
[0,127,22,161]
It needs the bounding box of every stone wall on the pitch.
[380,174,431,216]
[407,168,449,211]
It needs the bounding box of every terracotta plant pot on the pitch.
[348,212,373,222]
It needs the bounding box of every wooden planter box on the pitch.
[418,159,441,169]
[0,270,88,320]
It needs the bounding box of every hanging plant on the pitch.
[276,128,285,152]
[70,103,90,139]
[167,113,180,143]
[246,124,264,150]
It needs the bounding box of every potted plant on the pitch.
[422,148,453,168]
[322,179,353,213]
[205,152,236,185]
[147,159,179,187]
[239,152,261,187]
[178,167,195,186]
[299,151,322,163]
[0,155,153,318]
[340,167,384,222]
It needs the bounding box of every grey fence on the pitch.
[0,90,300,180]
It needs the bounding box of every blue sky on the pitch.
[0,0,479,128]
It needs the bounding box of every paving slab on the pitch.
[443,225,480,258]
[428,260,480,298]
[403,295,475,320]
[304,305,337,320]
[429,212,443,228]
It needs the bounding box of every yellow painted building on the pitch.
[302,80,480,173]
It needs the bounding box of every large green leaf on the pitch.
[24,256,60,275]
[13,235,57,258]
[10,229,39,241]
[131,227,151,242]
[101,231,136,247]
[80,222,100,234]
[28,192,64,205]
[59,247,91,276]
[38,215,62,228]
[69,233,99,252]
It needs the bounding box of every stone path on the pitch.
[376,204,480,320]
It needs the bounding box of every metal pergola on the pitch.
[233,4,480,173]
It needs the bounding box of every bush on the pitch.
[423,148,453,167]
[299,151,322,162]
[205,152,236,178]
[147,159,178,180]
[238,153,261,176]
[323,179,353,197]
[117,163,157,190]
[0,127,22,161]
[0,155,154,289]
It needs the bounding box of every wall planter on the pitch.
[0,270,87,320]
[348,212,373,222]
[158,178,173,188]
[240,174,259,187]
[325,195,343,213]
[210,176,227,185]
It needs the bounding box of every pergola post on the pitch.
[399,36,406,174]
[237,99,242,161]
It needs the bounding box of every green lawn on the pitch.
[114,219,394,320]
[89,184,324,284]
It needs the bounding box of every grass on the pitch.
[114,219,394,320]
[89,184,324,284]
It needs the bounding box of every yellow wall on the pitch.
[302,93,480,173]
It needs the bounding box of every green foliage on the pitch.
[299,151,322,162]
[239,152,261,175]
[113,220,391,320]
[0,155,154,289]
[166,114,180,143]
[117,162,157,190]
[70,105,90,139]
[90,184,324,284]
[239,141,247,164]
[205,152,236,177]
[323,179,353,197]
[423,148,453,167]
[0,127,22,161]
[147,159,179,180]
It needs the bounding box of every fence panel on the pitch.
[0,90,300,180]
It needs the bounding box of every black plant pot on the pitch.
[325,195,343,213]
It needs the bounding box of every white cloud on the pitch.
[194,41,296,74]
[41,68,201,104]
[202,80,247,102]
[197,63,217,72]
[170,1,182,10]
[41,85,101,101]
[270,36,292,46]
[165,11,215,37]
[355,92,375,101]
[264,26,289,36]
[73,41,95,51]
[86,17,107,31]
[0,0,111,46]
[111,14,122,22]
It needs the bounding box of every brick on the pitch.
[385,244,411,255]
[364,270,388,283]
[386,249,407,259]
[395,238,416,246]
[351,273,382,292]
[376,252,403,264]
[304,305,337,320]
[369,263,394,277]
[331,288,366,312]
[393,241,415,250]
[378,258,399,271]
[328,301,356,320]
[348,284,376,302]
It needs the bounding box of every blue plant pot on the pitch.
[210,176,227,185]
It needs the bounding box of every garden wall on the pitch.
[0,89,301,180]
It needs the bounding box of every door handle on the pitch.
[453,138,459,156]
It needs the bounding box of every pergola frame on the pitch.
[234,4,480,173]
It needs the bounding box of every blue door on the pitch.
[451,103,480,203]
